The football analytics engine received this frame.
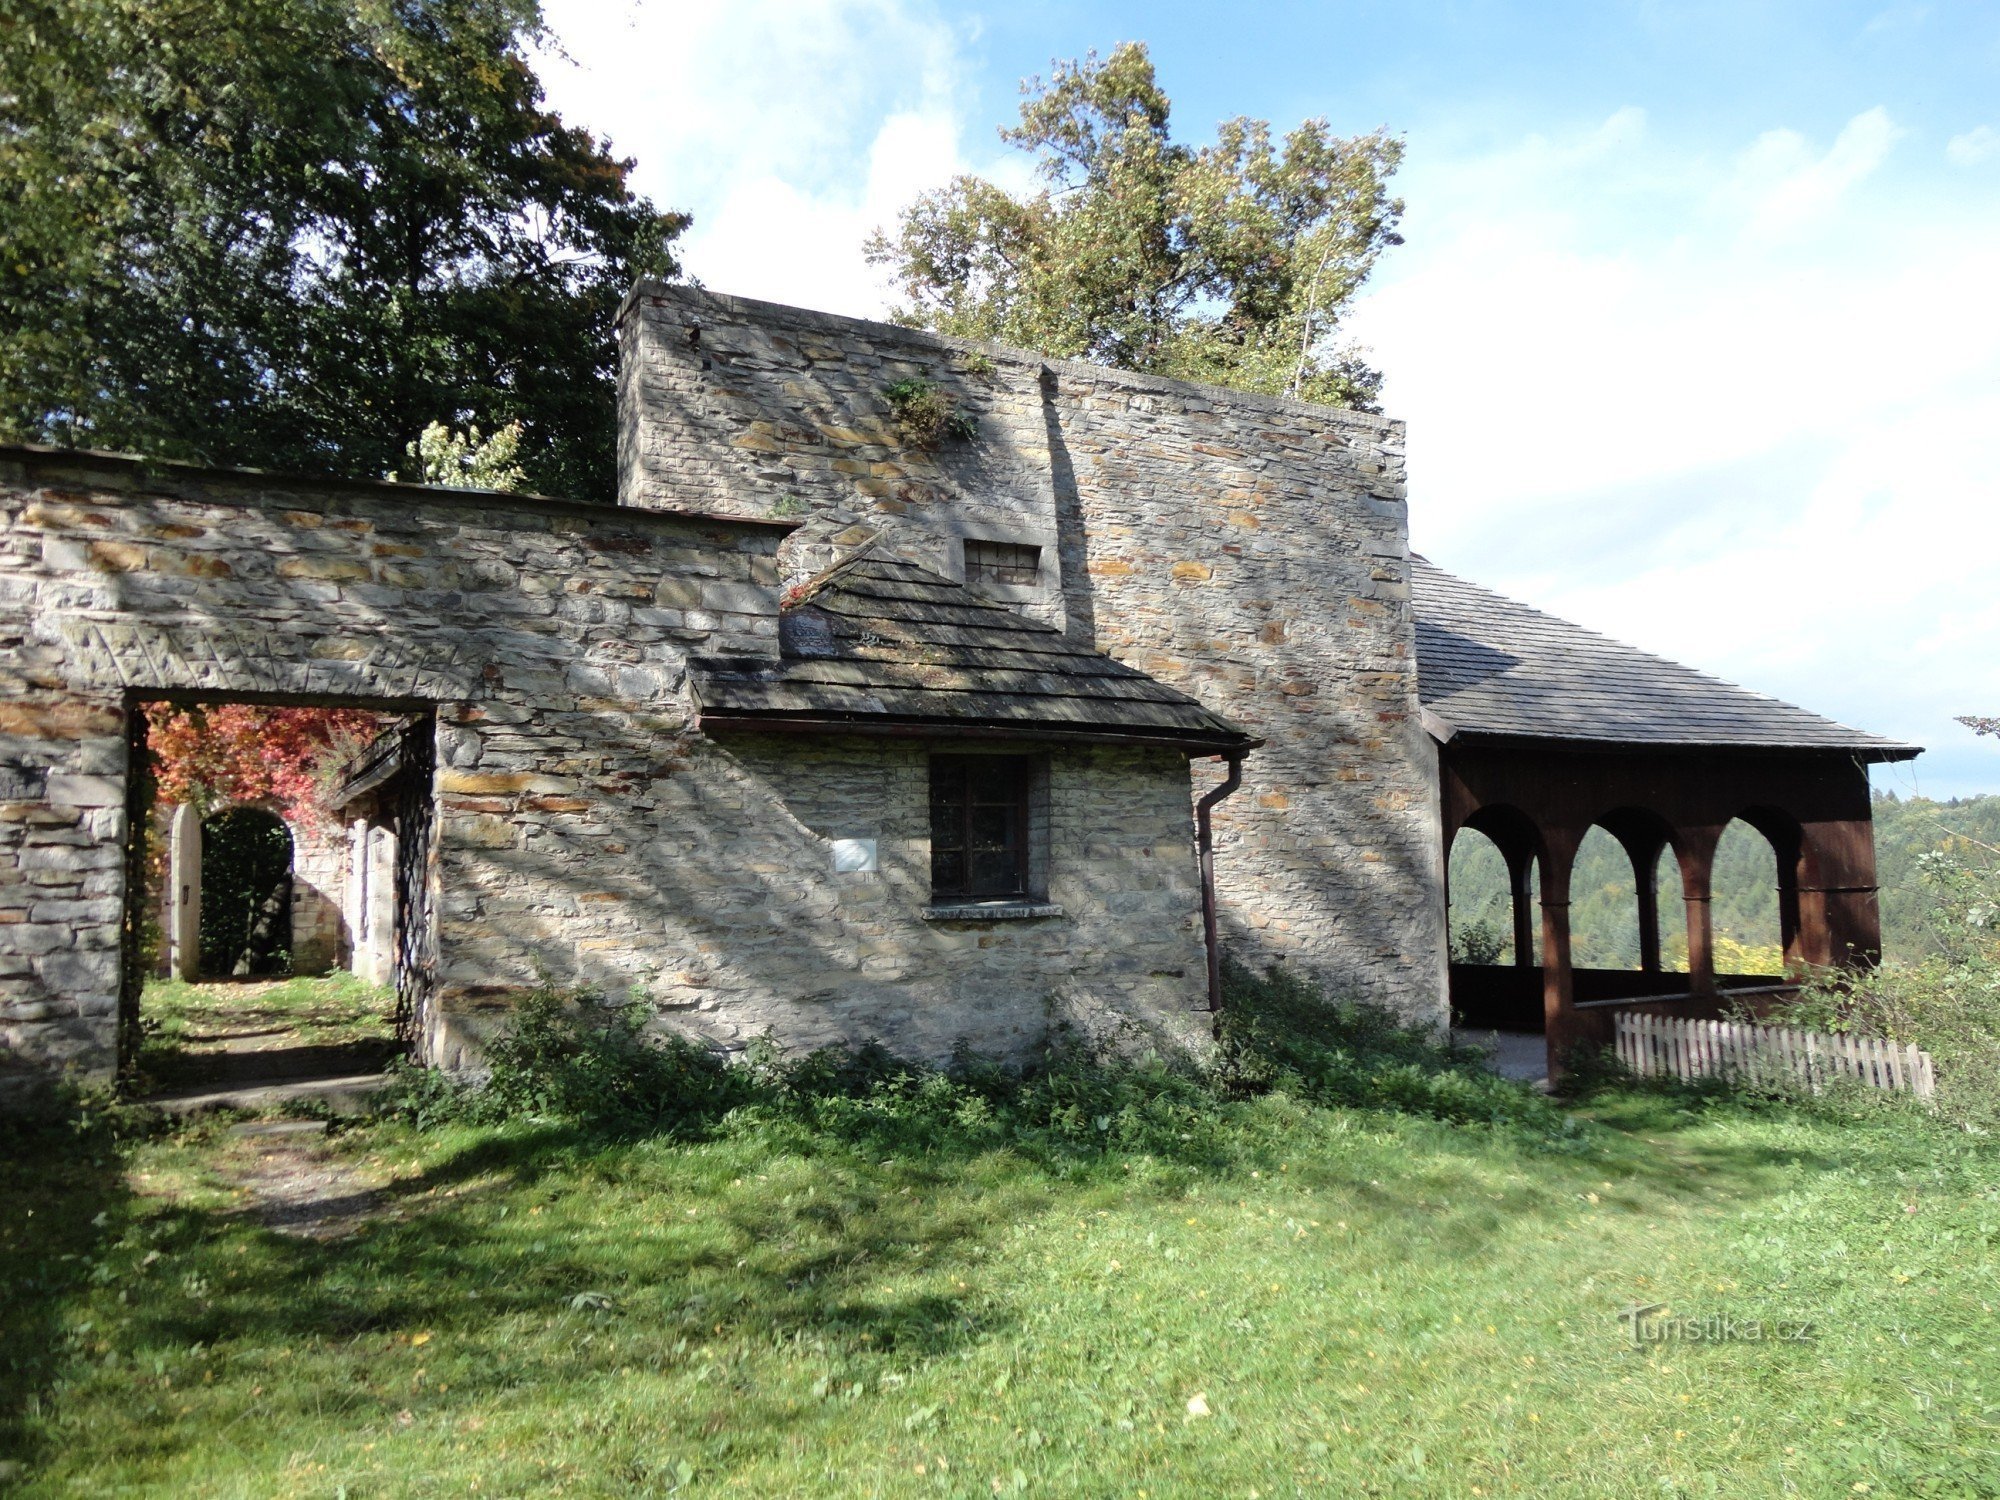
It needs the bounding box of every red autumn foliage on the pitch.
[144,703,385,828]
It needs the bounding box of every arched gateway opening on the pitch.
[1446,805,1545,1033]
[132,698,436,1095]
[1448,825,1521,965]
[196,806,294,979]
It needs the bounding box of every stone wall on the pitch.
[288,813,347,975]
[618,284,1446,1023]
[0,447,1216,1104]
[343,819,397,989]
[434,735,1213,1069]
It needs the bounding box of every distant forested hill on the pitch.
[1871,792,2000,962]
[1447,792,2000,971]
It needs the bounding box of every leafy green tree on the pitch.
[866,42,1403,409]
[0,0,686,500]
[390,420,527,491]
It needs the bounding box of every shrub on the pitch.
[1450,916,1505,965]
[383,968,1567,1149]
[1215,962,1566,1131]
[881,377,975,447]
[382,986,749,1138]
[1764,847,2000,1128]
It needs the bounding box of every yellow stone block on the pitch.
[438,770,578,795]
[85,541,148,572]
[276,556,370,582]
[449,813,516,848]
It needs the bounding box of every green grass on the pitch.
[3,976,2000,1500]
[136,974,396,1088]
[5,1024,1998,1494]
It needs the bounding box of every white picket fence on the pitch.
[1614,1012,1936,1100]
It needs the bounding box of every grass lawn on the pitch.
[3,1069,1996,1496]
[136,974,397,1089]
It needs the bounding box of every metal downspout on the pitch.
[1197,752,1246,1016]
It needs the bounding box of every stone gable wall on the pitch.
[0,449,1214,1105]
[618,285,1446,1022]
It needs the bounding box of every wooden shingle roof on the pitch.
[1412,556,1919,760]
[691,555,1257,752]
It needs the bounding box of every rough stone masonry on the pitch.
[0,283,1446,1106]
[620,285,1445,1022]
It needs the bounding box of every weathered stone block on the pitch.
[438,770,577,796]
[43,775,122,808]
[450,814,518,848]
[276,555,373,582]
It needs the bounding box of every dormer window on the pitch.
[963,539,1042,589]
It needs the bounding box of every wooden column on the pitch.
[1797,814,1883,968]
[1631,837,1664,975]
[1678,829,1719,999]
[1508,849,1537,968]
[1539,828,1602,1075]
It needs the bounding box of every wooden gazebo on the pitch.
[1412,559,1920,1074]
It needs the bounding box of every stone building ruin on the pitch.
[0,283,1915,1106]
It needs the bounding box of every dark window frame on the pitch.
[928,754,1034,902]
[962,538,1043,589]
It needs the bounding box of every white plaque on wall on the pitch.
[830,837,878,874]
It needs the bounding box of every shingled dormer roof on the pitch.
[1412,556,1919,761]
[691,555,1257,753]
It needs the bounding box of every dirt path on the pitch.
[218,1120,389,1240]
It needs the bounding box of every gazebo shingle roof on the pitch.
[691,554,1257,752]
[1412,556,1919,760]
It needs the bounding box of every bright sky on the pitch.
[536,0,2000,799]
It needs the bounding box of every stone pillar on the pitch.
[287,816,344,975]
[344,819,367,973]
[167,802,201,981]
[363,825,397,987]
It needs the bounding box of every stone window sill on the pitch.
[921,901,1064,922]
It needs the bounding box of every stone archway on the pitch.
[195,806,294,979]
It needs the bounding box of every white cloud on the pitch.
[1351,106,2000,795]
[673,108,970,316]
[534,0,995,316]
[1727,106,1903,243]
[1947,124,2000,166]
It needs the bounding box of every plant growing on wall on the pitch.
[881,377,976,449]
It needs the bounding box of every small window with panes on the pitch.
[928,754,1037,902]
[962,538,1042,590]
